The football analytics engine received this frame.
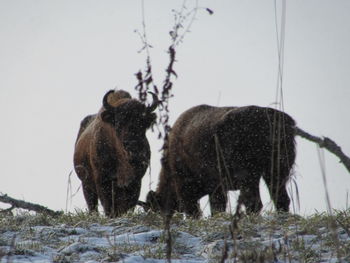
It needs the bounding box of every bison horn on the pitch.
[102,90,115,111]
[147,92,161,112]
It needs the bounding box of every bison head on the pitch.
[140,189,181,216]
[144,190,161,212]
[100,89,158,133]
[136,190,167,213]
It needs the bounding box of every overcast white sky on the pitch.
[1,0,349,216]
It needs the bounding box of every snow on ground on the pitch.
[0,212,349,262]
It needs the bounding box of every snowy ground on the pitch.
[0,211,349,263]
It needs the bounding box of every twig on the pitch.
[0,193,62,217]
[134,0,158,103]
[65,170,73,213]
[336,217,350,238]
[295,127,350,174]
[219,239,229,263]
[164,213,172,262]
[135,1,211,141]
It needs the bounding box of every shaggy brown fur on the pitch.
[145,105,296,217]
[74,90,157,217]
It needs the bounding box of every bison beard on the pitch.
[74,89,157,217]
[145,105,296,218]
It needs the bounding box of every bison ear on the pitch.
[101,111,114,123]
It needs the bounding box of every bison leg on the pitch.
[75,164,98,213]
[95,176,115,217]
[263,166,291,212]
[180,197,201,218]
[209,186,227,215]
[176,184,202,218]
[82,181,98,213]
[239,178,263,214]
[99,187,117,217]
[99,179,132,218]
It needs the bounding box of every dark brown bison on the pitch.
[74,89,157,217]
[144,105,296,217]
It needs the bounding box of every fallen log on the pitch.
[0,193,62,217]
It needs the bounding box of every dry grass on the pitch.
[0,209,349,262]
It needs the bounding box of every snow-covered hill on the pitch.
[0,211,349,262]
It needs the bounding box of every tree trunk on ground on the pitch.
[0,194,62,217]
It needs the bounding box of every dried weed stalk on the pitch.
[135,0,213,141]
[134,2,212,261]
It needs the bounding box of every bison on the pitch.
[144,105,296,217]
[74,89,157,217]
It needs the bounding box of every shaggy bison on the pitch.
[74,89,157,217]
[145,105,296,217]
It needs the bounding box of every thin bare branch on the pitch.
[295,127,350,174]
